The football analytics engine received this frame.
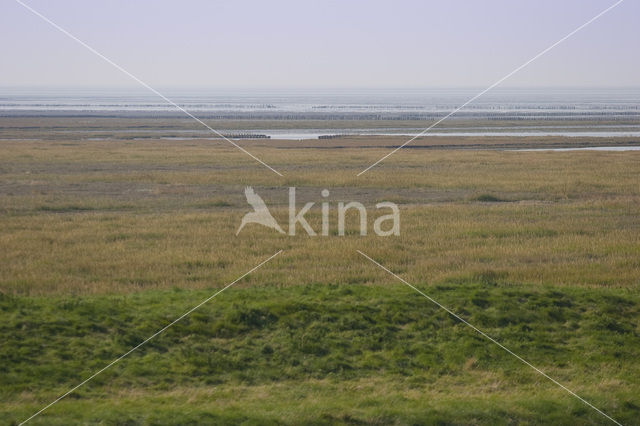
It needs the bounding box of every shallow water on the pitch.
[2,87,640,120]
[514,146,640,152]
[263,130,640,140]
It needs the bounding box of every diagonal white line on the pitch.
[357,0,626,176]
[356,250,622,425]
[19,250,283,425]
[14,0,283,177]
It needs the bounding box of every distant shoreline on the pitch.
[3,110,640,122]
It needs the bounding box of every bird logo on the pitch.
[236,186,285,235]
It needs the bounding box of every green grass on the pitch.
[2,283,639,424]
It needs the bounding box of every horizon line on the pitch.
[3,85,640,91]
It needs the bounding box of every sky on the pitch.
[1,0,638,89]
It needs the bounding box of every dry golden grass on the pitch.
[1,137,638,295]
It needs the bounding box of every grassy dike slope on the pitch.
[2,284,640,424]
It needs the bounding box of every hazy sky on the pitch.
[1,0,638,88]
